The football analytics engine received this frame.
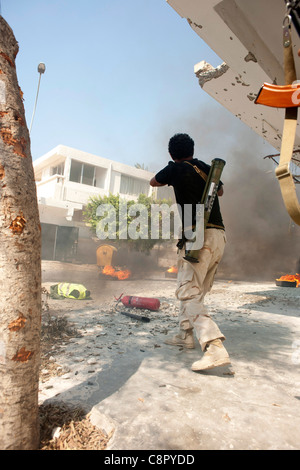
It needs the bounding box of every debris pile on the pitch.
[39,402,111,450]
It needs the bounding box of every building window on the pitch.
[51,162,64,176]
[82,163,95,186]
[69,160,96,186]
[120,174,148,196]
[70,160,82,183]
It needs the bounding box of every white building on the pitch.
[33,145,171,263]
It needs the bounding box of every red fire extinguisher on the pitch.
[118,294,160,311]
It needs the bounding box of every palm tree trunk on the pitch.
[0,16,41,450]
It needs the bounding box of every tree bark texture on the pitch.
[0,17,41,450]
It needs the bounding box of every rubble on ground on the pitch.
[38,263,300,450]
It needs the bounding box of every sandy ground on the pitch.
[39,260,300,450]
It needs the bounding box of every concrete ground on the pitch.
[40,261,300,450]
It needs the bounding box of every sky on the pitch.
[2,0,276,175]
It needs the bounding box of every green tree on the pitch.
[83,193,174,254]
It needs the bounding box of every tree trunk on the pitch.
[0,17,41,450]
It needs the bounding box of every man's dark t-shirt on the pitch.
[155,158,225,230]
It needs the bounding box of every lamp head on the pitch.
[38,63,46,74]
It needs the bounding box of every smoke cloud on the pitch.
[216,123,300,281]
[156,102,300,281]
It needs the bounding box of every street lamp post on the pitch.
[29,62,46,134]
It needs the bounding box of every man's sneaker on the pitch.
[191,339,230,371]
[164,331,195,349]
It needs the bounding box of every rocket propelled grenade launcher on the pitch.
[183,158,226,263]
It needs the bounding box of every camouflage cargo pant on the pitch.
[175,228,226,351]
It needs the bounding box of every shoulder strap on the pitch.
[184,161,207,182]
[275,12,300,225]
